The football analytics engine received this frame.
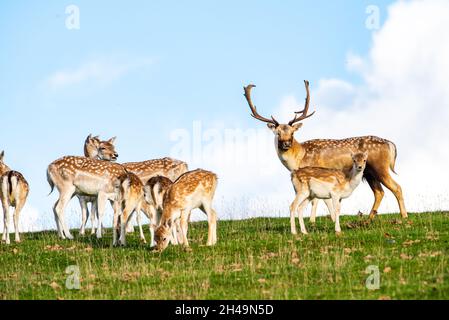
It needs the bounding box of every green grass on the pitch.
[1,212,448,300]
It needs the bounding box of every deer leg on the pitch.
[147,205,158,247]
[120,205,136,246]
[180,213,189,247]
[135,203,146,244]
[290,191,309,235]
[201,202,218,246]
[366,176,385,220]
[289,196,300,235]
[112,200,120,246]
[54,187,75,240]
[52,200,65,239]
[78,196,88,236]
[171,220,180,245]
[379,174,408,219]
[96,192,108,239]
[332,197,342,234]
[297,199,310,235]
[13,197,26,243]
[125,211,135,233]
[90,200,98,235]
[1,181,8,242]
[323,199,335,222]
[309,199,319,224]
[2,196,10,244]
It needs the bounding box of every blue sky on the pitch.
[1,0,405,227]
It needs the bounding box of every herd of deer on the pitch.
[0,80,407,251]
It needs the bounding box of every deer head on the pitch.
[351,152,369,172]
[84,134,118,161]
[155,220,173,252]
[243,80,315,151]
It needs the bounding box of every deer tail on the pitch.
[46,167,55,195]
[388,141,398,174]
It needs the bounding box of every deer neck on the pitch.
[347,166,364,190]
[276,138,305,172]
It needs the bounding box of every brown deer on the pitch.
[291,152,368,235]
[143,176,174,246]
[155,169,218,252]
[243,81,407,227]
[0,151,29,244]
[121,158,188,234]
[79,134,118,235]
[112,172,144,246]
[47,156,127,239]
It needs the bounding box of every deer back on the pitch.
[123,157,188,183]
[164,169,217,210]
[298,136,393,172]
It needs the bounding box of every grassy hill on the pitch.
[0,212,448,300]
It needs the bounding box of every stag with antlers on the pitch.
[243,81,407,231]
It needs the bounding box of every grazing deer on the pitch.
[47,156,126,239]
[243,81,407,227]
[155,169,218,252]
[121,158,188,233]
[79,134,118,235]
[0,151,29,244]
[291,152,368,235]
[112,172,144,246]
[143,176,174,246]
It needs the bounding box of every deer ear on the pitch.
[87,134,92,141]
[0,150,4,161]
[267,123,277,132]
[292,123,303,131]
[108,137,116,144]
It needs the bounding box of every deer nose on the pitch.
[358,166,363,170]
[282,141,291,148]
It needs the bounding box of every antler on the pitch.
[288,80,316,125]
[243,84,279,126]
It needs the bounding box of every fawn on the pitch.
[143,176,174,246]
[154,169,218,252]
[112,171,145,246]
[0,151,29,244]
[290,152,368,235]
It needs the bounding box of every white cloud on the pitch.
[45,56,152,89]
